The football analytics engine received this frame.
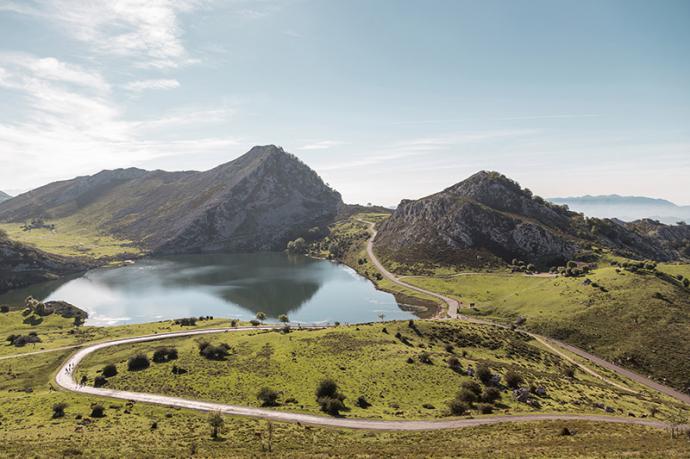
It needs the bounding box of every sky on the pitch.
[0,0,689,207]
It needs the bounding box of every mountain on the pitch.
[0,146,343,254]
[0,191,11,203]
[375,171,690,269]
[549,195,690,225]
[0,229,93,294]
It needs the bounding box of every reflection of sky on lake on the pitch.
[0,252,413,326]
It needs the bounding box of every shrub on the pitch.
[152,347,178,363]
[278,314,289,323]
[90,404,105,418]
[250,319,261,327]
[448,356,462,372]
[481,387,502,403]
[255,312,267,322]
[418,351,432,364]
[505,370,524,389]
[318,396,346,416]
[355,396,372,408]
[230,319,239,327]
[456,389,478,404]
[174,317,197,326]
[316,379,339,399]
[316,379,346,415]
[127,354,150,371]
[52,402,67,419]
[476,364,493,385]
[445,344,454,353]
[563,367,576,378]
[448,399,469,415]
[478,404,494,414]
[201,343,230,360]
[102,364,117,378]
[0,305,9,313]
[257,387,280,407]
[461,381,482,396]
[93,376,107,388]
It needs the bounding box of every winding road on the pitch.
[47,221,689,431]
[55,326,685,431]
[358,219,690,405]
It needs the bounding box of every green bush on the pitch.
[152,347,178,363]
[448,399,468,415]
[505,370,524,389]
[52,402,67,419]
[257,387,280,407]
[127,354,150,371]
[102,364,117,378]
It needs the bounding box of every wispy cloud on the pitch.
[297,140,345,150]
[124,78,181,92]
[0,53,240,189]
[3,0,208,68]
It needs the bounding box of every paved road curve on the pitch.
[55,326,685,431]
[359,219,690,406]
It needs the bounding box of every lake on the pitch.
[0,252,418,326]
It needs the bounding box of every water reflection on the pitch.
[0,252,413,326]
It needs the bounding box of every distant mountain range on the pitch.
[549,195,690,225]
[376,172,690,269]
[0,145,343,254]
[0,191,11,203]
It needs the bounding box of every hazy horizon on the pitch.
[1,1,689,206]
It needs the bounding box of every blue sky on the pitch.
[0,0,688,206]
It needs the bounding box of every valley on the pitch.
[0,148,689,457]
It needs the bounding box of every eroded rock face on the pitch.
[376,171,690,268]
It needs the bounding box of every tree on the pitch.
[278,314,289,324]
[286,237,306,254]
[257,387,280,407]
[208,412,224,439]
[256,312,267,324]
[93,376,107,388]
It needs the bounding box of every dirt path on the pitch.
[357,219,690,406]
[55,326,686,432]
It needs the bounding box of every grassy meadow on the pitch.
[0,216,142,259]
[78,321,686,421]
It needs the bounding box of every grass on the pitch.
[0,309,235,357]
[1,307,689,456]
[403,265,690,394]
[0,215,142,259]
[78,321,686,422]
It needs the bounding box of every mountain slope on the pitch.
[0,229,93,294]
[0,191,11,203]
[375,171,690,269]
[0,146,343,254]
[549,195,690,224]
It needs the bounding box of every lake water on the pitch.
[0,253,417,326]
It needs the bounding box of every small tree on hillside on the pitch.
[278,314,289,324]
[256,312,267,324]
[208,412,224,439]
